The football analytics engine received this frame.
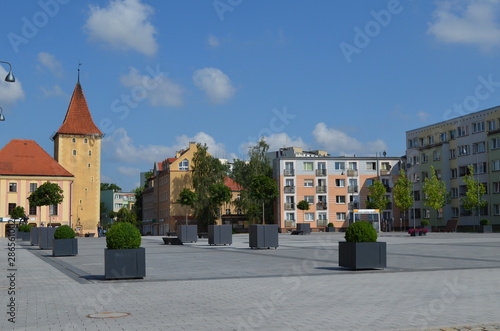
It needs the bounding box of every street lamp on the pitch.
[0,107,5,121]
[0,61,15,82]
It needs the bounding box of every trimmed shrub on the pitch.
[420,219,430,226]
[480,219,490,226]
[54,225,76,239]
[327,222,334,228]
[18,224,32,232]
[106,222,141,249]
[345,221,377,243]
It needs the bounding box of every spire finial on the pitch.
[78,62,82,84]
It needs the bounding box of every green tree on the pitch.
[10,206,26,220]
[250,175,278,224]
[107,211,117,221]
[177,188,197,225]
[209,182,232,224]
[296,200,310,223]
[100,183,122,191]
[191,143,228,231]
[27,182,64,226]
[461,165,487,229]
[231,138,275,223]
[132,186,145,223]
[116,207,137,224]
[366,180,389,211]
[422,166,450,229]
[393,169,414,228]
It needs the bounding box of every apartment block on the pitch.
[268,147,402,232]
[406,105,500,227]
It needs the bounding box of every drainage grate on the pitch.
[87,312,130,319]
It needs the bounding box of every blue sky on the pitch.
[2,0,500,191]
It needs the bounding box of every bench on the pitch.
[290,230,304,235]
[162,237,183,245]
[439,219,458,232]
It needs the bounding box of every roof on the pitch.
[0,140,74,177]
[224,177,242,191]
[55,82,102,136]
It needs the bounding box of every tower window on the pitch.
[72,150,76,155]
[72,138,76,143]
[84,138,88,143]
[88,163,91,168]
[89,150,92,156]
[9,183,17,192]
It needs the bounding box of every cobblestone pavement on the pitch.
[1,232,500,330]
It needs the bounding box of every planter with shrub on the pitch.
[338,221,386,270]
[53,225,78,256]
[326,222,335,232]
[105,222,145,279]
[18,224,32,241]
[478,219,492,233]
[420,219,431,232]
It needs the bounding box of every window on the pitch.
[29,204,37,215]
[492,138,500,150]
[492,160,500,171]
[88,163,91,168]
[72,150,77,155]
[493,182,500,193]
[458,125,469,137]
[451,168,458,178]
[440,132,447,142]
[413,190,420,201]
[366,179,374,186]
[421,153,428,163]
[474,162,486,174]
[366,162,376,170]
[317,162,326,170]
[472,121,485,133]
[304,179,313,187]
[317,195,327,203]
[451,187,458,198]
[317,212,327,220]
[473,142,485,154]
[285,179,294,187]
[72,138,76,143]
[419,137,424,146]
[449,130,456,139]
[457,145,470,156]
[336,212,346,221]
[304,196,314,204]
[9,183,17,192]
[179,159,189,171]
[30,183,37,192]
[381,162,391,171]
[89,150,92,156]
[50,205,58,215]
[408,138,418,148]
[336,195,346,204]
[495,204,500,216]
[285,213,295,221]
[449,149,456,159]
[334,162,345,170]
[303,162,313,171]
[488,120,496,131]
[304,213,314,221]
[335,179,345,187]
[427,135,434,145]
[348,162,357,170]
[8,203,16,215]
[84,138,88,143]
[433,151,440,161]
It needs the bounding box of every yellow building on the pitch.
[52,81,102,235]
[0,140,74,237]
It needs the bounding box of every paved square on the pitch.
[1,232,500,330]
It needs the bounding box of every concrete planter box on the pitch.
[208,225,232,245]
[6,226,17,238]
[339,242,387,270]
[38,228,57,250]
[177,225,198,243]
[16,229,23,239]
[478,225,493,233]
[249,224,279,249]
[53,238,78,256]
[296,223,311,235]
[21,231,31,241]
[30,228,40,246]
[105,247,146,280]
[326,227,336,232]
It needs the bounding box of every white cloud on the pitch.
[37,52,63,77]
[40,84,66,98]
[193,67,236,104]
[312,122,387,156]
[417,111,431,122]
[428,0,500,50]
[239,133,309,157]
[85,0,158,56]
[120,67,184,107]
[102,128,233,164]
[117,166,141,177]
[207,34,220,48]
[0,67,25,104]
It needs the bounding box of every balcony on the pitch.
[284,220,296,227]
[315,169,327,176]
[384,186,392,193]
[284,203,295,210]
[284,186,295,193]
[317,219,328,227]
[348,202,359,209]
[284,169,295,176]
[316,202,327,210]
[348,185,358,193]
[316,186,327,193]
[347,169,358,176]
[380,169,391,176]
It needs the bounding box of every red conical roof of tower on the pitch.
[56,82,102,136]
